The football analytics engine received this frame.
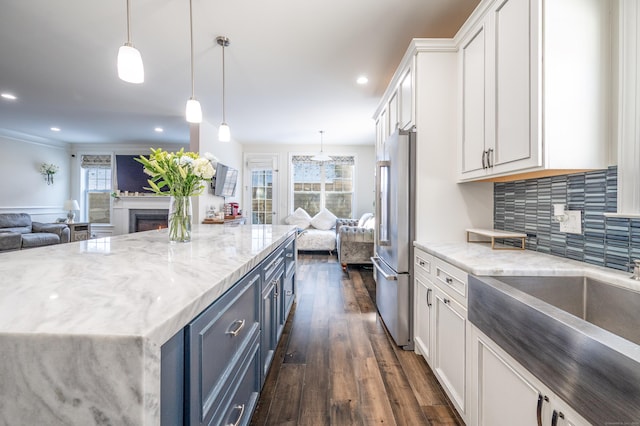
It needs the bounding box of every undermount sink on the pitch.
[468,274,640,426]
[491,275,640,345]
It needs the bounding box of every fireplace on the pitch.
[129,209,169,233]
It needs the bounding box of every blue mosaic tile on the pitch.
[493,166,635,272]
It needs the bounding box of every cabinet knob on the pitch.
[443,298,450,304]
[286,290,293,296]
[419,260,425,266]
[445,277,453,284]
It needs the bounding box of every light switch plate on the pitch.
[559,210,582,234]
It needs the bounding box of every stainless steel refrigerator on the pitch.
[372,129,415,349]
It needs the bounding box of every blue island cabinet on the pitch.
[160,233,296,425]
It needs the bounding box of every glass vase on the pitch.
[168,196,192,243]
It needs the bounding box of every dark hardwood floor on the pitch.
[250,252,464,425]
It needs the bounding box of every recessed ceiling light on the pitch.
[50,127,61,132]
[154,127,164,133]
[1,93,17,100]
[356,76,369,85]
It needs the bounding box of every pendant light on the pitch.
[217,36,231,142]
[311,130,332,162]
[185,0,202,123]
[117,0,144,84]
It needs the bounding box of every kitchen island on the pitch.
[0,224,296,425]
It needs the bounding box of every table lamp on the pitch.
[64,199,80,223]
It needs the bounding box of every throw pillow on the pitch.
[363,216,375,229]
[358,212,374,228]
[285,207,312,229]
[310,208,338,231]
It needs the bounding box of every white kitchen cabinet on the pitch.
[399,66,413,130]
[433,285,467,417]
[414,251,434,366]
[374,40,494,243]
[458,0,611,181]
[469,325,591,426]
[413,248,469,422]
[387,91,399,138]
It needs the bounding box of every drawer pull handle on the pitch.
[226,403,245,426]
[226,319,245,337]
[419,260,425,266]
[426,288,432,307]
[286,290,293,296]
[285,253,294,258]
[537,394,549,426]
[445,277,453,284]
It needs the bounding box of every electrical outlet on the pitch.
[559,210,582,234]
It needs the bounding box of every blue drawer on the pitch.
[211,332,261,426]
[186,269,261,425]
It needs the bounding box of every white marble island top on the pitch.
[0,224,295,425]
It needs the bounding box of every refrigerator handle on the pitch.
[376,160,391,247]
[371,256,397,281]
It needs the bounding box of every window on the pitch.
[81,155,112,223]
[291,155,354,218]
[251,170,273,224]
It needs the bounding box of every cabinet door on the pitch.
[460,23,488,176]
[492,0,539,170]
[261,279,278,383]
[476,334,542,426]
[433,286,467,416]
[399,67,413,130]
[388,91,399,137]
[414,275,434,366]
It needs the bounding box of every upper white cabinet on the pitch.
[399,67,413,130]
[374,39,494,243]
[458,0,611,181]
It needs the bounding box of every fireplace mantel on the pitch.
[112,196,170,236]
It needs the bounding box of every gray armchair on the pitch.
[336,216,375,271]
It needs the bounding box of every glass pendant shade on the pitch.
[186,98,202,123]
[117,44,144,84]
[218,122,231,142]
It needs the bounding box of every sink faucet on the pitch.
[632,260,640,280]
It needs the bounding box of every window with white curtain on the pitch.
[291,155,354,218]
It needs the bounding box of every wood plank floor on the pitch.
[250,252,464,426]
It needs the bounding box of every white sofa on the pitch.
[285,208,374,255]
[285,207,338,253]
[296,228,337,252]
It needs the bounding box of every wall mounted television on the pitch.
[211,163,238,197]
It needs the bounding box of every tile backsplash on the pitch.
[494,166,640,272]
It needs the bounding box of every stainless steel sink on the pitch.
[492,275,640,345]
[469,275,640,425]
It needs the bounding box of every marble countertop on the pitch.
[0,224,295,425]
[414,240,640,293]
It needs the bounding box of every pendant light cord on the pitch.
[125,0,132,44]
[189,0,195,98]
[222,41,226,122]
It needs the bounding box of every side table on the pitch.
[67,222,91,242]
